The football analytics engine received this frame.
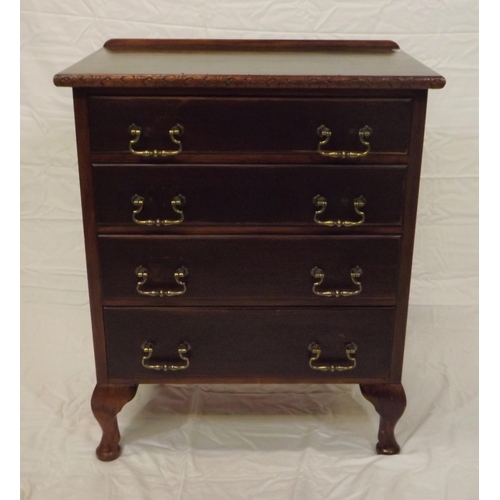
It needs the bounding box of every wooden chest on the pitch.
[54,39,445,460]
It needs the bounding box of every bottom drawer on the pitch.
[104,307,395,383]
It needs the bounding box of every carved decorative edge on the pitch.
[53,73,446,89]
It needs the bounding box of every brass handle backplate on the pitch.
[313,194,366,227]
[135,265,188,297]
[308,342,358,372]
[131,194,186,226]
[311,266,363,297]
[141,341,190,371]
[129,123,184,157]
[317,125,372,158]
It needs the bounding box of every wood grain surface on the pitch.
[103,307,395,382]
[54,39,446,89]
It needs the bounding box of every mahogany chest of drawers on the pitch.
[54,39,445,460]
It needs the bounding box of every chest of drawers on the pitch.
[54,39,445,460]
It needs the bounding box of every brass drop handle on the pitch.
[317,125,372,158]
[311,266,363,297]
[135,265,188,297]
[308,342,358,372]
[131,194,186,226]
[141,341,190,371]
[313,194,366,227]
[129,123,184,157]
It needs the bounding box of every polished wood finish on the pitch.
[55,39,445,458]
[93,165,406,229]
[103,39,401,52]
[88,97,412,155]
[391,91,428,381]
[73,92,108,382]
[91,384,138,461]
[91,151,409,166]
[98,235,401,305]
[104,307,395,381]
[360,383,407,454]
[53,39,446,90]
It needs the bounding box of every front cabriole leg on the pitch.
[91,384,138,461]
[360,383,406,455]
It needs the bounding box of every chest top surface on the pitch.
[53,39,445,90]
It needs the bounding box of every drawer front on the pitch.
[98,235,401,305]
[104,307,395,381]
[94,165,406,228]
[89,97,412,156]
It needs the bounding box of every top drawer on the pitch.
[88,97,412,157]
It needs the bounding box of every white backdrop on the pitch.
[20,1,478,499]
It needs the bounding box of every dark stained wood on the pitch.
[97,235,401,305]
[91,384,138,461]
[98,225,403,236]
[72,91,108,383]
[55,40,445,457]
[82,87,423,98]
[93,165,407,228]
[91,152,409,166]
[103,307,395,381]
[97,225,403,236]
[104,39,401,51]
[53,39,446,90]
[391,91,429,382]
[108,376,387,385]
[102,297,396,308]
[55,73,446,91]
[88,97,412,155]
[360,383,406,454]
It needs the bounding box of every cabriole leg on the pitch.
[360,383,406,455]
[91,384,138,461]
